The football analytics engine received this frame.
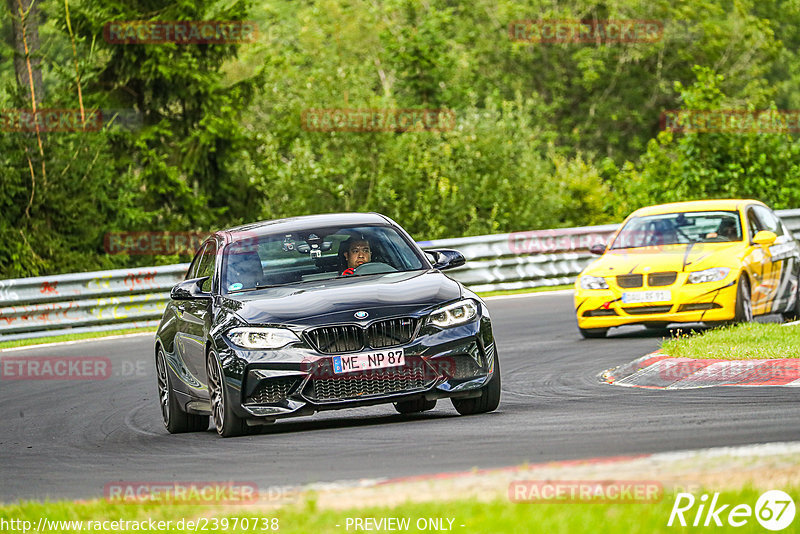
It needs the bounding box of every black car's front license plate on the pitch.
[332,349,405,374]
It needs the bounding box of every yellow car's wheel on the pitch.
[734,275,753,323]
[579,327,608,338]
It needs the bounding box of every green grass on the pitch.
[661,322,800,359]
[0,328,156,350]
[477,284,573,298]
[1,486,792,533]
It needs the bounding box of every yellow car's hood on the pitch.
[584,242,744,276]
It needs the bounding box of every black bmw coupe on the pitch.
[155,213,500,437]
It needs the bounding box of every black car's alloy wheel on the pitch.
[156,347,207,433]
[782,278,800,321]
[207,349,249,438]
[451,357,501,415]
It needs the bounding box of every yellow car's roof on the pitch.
[631,199,764,217]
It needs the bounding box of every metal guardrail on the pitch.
[2,209,799,342]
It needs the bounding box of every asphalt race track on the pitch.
[1,292,797,502]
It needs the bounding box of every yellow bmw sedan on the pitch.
[574,199,800,338]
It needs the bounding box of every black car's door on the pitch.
[177,241,216,388]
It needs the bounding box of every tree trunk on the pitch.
[6,0,45,107]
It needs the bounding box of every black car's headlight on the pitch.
[226,327,300,349]
[428,299,478,328]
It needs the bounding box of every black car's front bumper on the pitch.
[216,315,496,421]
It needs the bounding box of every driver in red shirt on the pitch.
[341,238,372,275]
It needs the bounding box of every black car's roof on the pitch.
[218,212,393,243]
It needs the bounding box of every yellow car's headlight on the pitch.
[687,267,730,284]
[580,275,609,290]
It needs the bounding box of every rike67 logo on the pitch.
[668,490,795,530]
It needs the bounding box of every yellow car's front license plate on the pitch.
[621,290,672,304]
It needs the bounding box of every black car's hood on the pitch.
[221,270,462,326]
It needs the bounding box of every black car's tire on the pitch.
[734,275,753,323]
[578,327,608,338]
[156,347,208,433]
[394,398,436,414]
[207,349,248,438]
[451,358,501,415]
[782,279,800,321]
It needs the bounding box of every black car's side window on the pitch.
[185,243,207,280]
[196,242,217,293]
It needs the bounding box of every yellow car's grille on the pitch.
[647,272,677,286]
[622,305,672,315]
[616,274,643,288]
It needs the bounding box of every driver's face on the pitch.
[344,240,371,268]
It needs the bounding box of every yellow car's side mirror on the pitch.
[753,230,778,246]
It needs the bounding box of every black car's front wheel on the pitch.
[451,358,501,415]
[207,349,249,438]
[156,347,208,433]
[782,278,800,321]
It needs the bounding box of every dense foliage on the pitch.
[2,0,800,276]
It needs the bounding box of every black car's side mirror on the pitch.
[426,249,466,270]
[589,243,607,255]
[170,277,212,300]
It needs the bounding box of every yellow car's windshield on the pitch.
[610,211,743,250]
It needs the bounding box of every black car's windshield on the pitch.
[610,211,743,250]
[222,225,425,292]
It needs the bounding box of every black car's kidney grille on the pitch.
[617,274,643,288]
[307,318,417,354]
[308,365,429,402]
[648,272,677,286]
[244,377,299,405]
[306,325,364,353]
[367,318,417,348]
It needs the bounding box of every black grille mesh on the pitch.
[616,274,643,288]
[244,377,298,405]
[622,305,672,315]
[648,272,677,286]
[308,365,429,401]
